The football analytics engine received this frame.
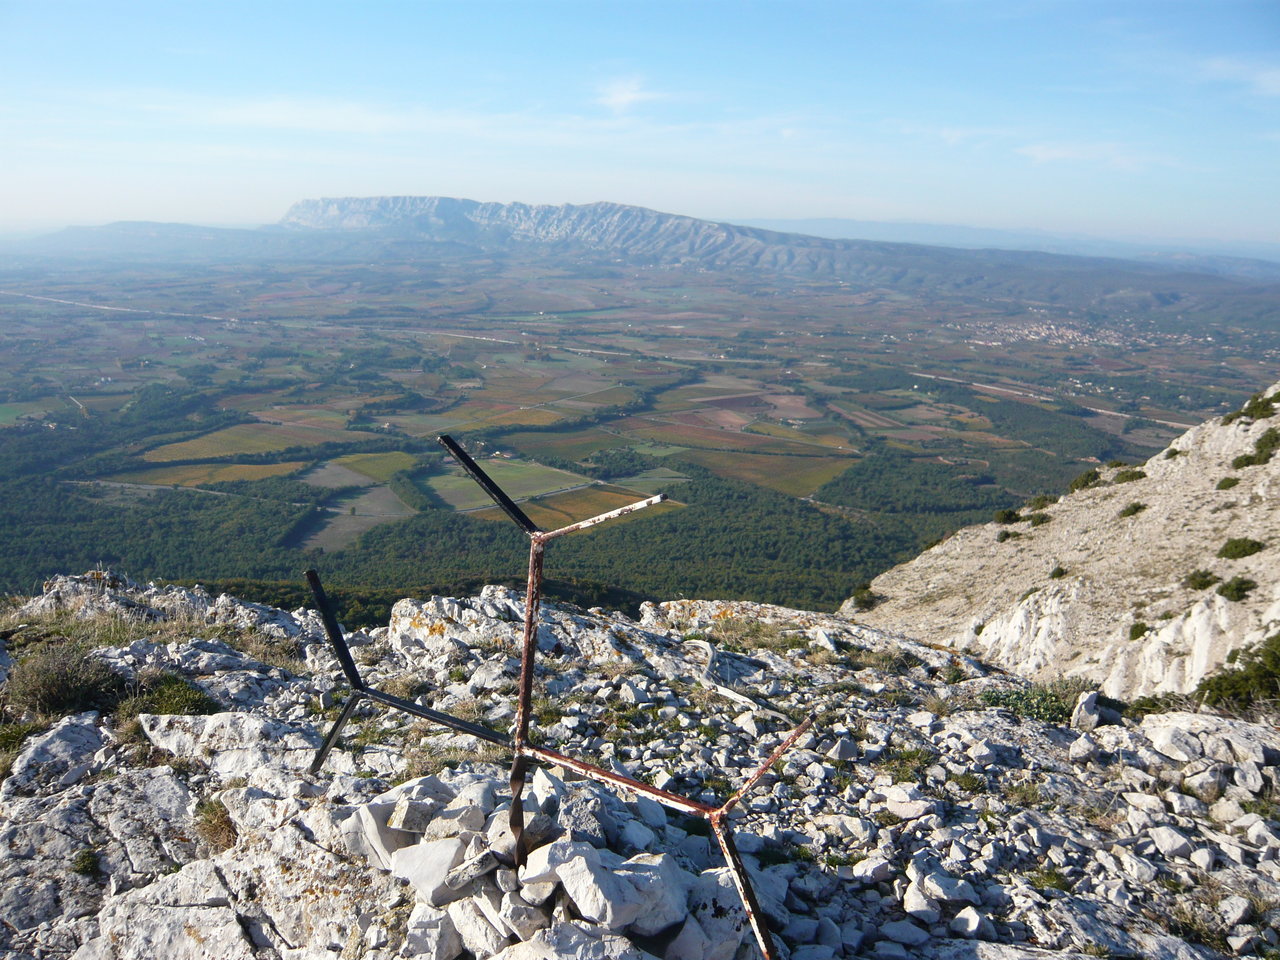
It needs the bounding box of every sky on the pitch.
[1,0,1277,244]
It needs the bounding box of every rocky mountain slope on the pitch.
[276,196,1269,307]
[3,572,1280,959]
[842,384,1280,698]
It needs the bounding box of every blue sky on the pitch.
[1,0,1277,243]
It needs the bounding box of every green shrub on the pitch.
[979,678,1091,725]
[875,747,937,784]
[6,644,127,717]
[1231,427,1280,469]
[115,672,220,721]
[1217,577,1258,602]
[1123,693,1179,719]
[848,585,880,612]
[1005,781,1044,807]
[1118,502,1146,518]
[949,772,986,793]
[1218,537,1265,559]
[1027,512,1051,527]
[1216,477,1239,490]
[993,508,1021,524]
[1129,622,1149,641]
[0,720,47,754]
[1164,448,1181,459]
[1069,468,1101,492]
[1026,867,1072,891]
[1049,565,1067,579]
[1222,390,1278,425]
[0,720,49,780]
[71,849,102,878]
[1183,569,1221,590]
[194,798,237,851]
[1113,468,1147,483]
[1106,460,1129,468]
[1196,631,1280,710]
[1025,495,1055,510]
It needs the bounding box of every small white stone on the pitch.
[1149,825,1193,859]
[880,919,931,946]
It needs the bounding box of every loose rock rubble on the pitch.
[2,572,1279,959]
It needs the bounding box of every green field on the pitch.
[501,427,632,461]
[675,450,854,497]
[0,401,55,426]
[616,417,829,456]
[332,451,419,482]
[144,422,379,461]
[425,459,591,510]
[471,484,676,528]
[254,406,353,429]
[611,467,691,494]
[108,461,308,486]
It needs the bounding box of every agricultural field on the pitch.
[0,236,1271,610]
[608,467,690,495]
[0,401,58,425]
[470,484,679,529]
[423,459,591,511]
[332,451,418,482]
[252,406,354,429]
[296,486,416,552]
[611,418,829,456]
[143,422,380,461]
[673,450,852,497]
[107,461,307,486]
[302,461,376,489]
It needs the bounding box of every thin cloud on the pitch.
[1201,57,1280,97]
[1015,140,1178,172]
[902,124,1019,146]
[594,77,665,114]
[201,98,418,135]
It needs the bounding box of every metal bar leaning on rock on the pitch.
[435,434,814,960]
[303,569,512,776]
[300,438,817,960]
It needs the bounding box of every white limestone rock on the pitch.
[391,837,471,907]
[616,853,695,936]
[1,712,104,799]
[687,868,748,960]
[138,712,326,783]
[489,922,655,959]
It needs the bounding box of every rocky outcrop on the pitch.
[4,574,1280,958]
[843,384,1280,698]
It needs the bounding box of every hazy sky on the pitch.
[2,0,1277,242]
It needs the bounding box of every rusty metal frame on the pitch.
[304,435,818,960]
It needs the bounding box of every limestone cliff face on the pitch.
[279,195,832,268]
[842,383,1280,698]
[276,196,1209,300]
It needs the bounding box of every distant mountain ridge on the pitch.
[279,195,1242,284]
[269,196,1280,326]
[7,196,1277,329]
[731,216,1280,281]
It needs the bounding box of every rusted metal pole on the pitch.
[303,438,819,960]
[718,713,816,816]
[509,537,544,866]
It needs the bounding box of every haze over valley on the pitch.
[1,195,1277,619]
